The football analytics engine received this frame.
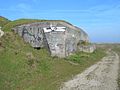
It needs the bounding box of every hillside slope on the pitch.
[0,18,106,90]
[3,19,71,32]
[0,16,11,27]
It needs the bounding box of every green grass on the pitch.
[2,18,71,32]
[3,19,45,32]
[0,31,106,90]
[0,17,106,90]
[0,16,11,27]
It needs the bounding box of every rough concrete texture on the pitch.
[0,27,4,37]
[13,21,89,57]
[78,44,96,53]
[60,49,119,90]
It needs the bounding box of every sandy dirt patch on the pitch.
[60,49,119,90]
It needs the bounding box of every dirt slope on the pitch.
[60,49,119,90]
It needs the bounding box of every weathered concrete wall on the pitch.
[13,24,44,48]
[45,31,66,57]
[0,27,4,38]
[78,44,96,53]
[12,21,89,57]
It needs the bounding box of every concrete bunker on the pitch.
[12,21,91,57]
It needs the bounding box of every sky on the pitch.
[0,0,120,43]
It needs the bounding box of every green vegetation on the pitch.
[66,49,105,64]
[0,17,106,90]
[0,16,11,27]
[0,32,106,90]
[3,19,44,32]
[2,18,71,32]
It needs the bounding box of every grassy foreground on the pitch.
[0,32,106,90]
[0,17,106,90]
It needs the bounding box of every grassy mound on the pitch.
[0,16,11,27]
[0,17,106,90]
[2,19,70,32]
[3,19,44,32]
[0,32,106,90]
